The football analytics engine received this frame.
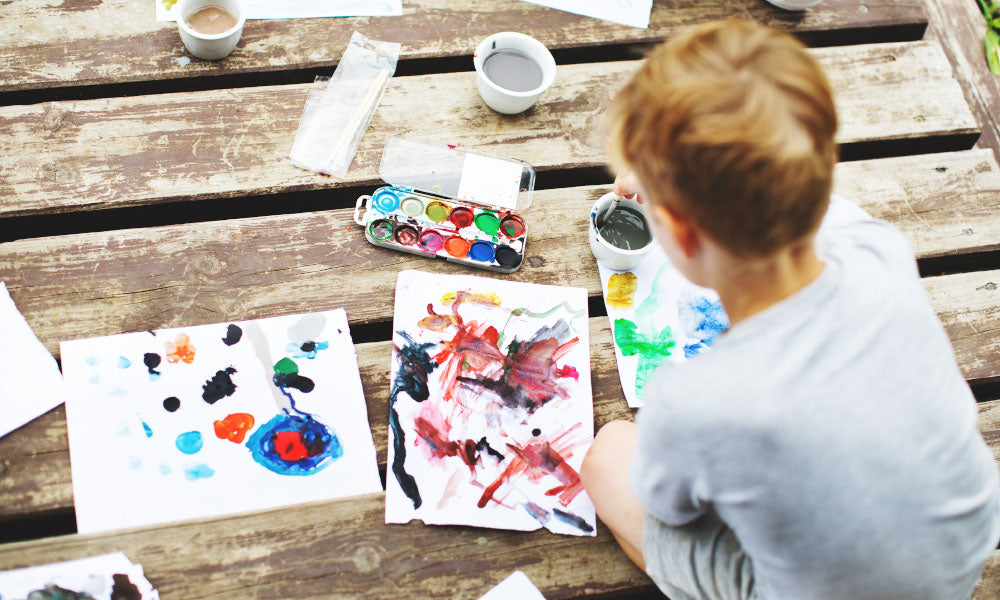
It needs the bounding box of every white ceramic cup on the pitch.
[589,192,655,271]
[177,0,245,61]
[473,32,557,115]
[763,0,822,10]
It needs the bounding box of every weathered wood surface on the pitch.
[0,152,997,362]
[976,550,1000,599]
[0,0,927,94]
[924,0,1000,167]
[2,161,1000,519]
[0,41,978,219]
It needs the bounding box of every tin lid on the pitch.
[378,136,535,211]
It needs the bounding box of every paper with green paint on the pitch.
[597,245,729,407]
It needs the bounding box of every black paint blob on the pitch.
[111,573,141,600]
[202,367,237,404]
[494,244,522,268]
[222,324,243,346]
[163,396,180,412]
[272,372,315,393]
[143,352,161,375]
[553,508,595,533]
[476,436,505,461]
[300,341,317,353]
[532,428,541,437]
[389,331,439,509]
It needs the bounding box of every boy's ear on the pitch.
[653,204,700,258]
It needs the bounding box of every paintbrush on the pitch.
[593,194,622,235]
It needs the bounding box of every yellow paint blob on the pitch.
[606,272,638,308]
[440,291,502,307]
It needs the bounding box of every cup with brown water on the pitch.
[177,0,245,61]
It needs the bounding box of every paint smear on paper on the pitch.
[165,333,196,364]
[614,318,675,400]
[246,414,342,475]
[184,463,215,480]
[679,296,728,358]
[606,272,638,308]
[389,331,439,509]
[214,413,255,443]
[202,367,237,404]
[118,356,131,369]
[272,357,315,393]
[175,431,203,454]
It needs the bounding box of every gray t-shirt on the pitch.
[631,196,1000,599]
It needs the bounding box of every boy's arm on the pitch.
[816,194,919,279]
[629,405,708,526]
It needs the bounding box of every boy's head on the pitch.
[607,20,838,261]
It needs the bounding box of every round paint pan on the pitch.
[394,224,418,246]
[468,240,495,262]
[425,201,451,222]
[474,211,501,236]
[372,188,401,213]
[444,236,471,257]
[494,244,522,268]
[449,206,475,228]
[400,196,425,217]
[368,219,394,242]
[418,230,445,253]
[499,215,526,238]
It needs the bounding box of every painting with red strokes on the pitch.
[59,309,381,534]
[385,270,596,536]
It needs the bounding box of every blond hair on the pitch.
[607,20,838,256]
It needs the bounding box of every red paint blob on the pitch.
[214,412,255,443]
[274,430,308,461]
[449,207,474,228]
[554,365,579,381]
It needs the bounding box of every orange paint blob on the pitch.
[165,333,196,364]
[214,413,255,443]
[443,236,470,258]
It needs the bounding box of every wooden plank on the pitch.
[0,0,926,94]
[1,152,998,362]
[0,41,978,219]
[926,271,1000,387]
[974,551,1000,600]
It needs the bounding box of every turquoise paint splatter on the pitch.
[118,356,132,369]
[184,464,214,480]
[141,420,153,438]
[175,431,203,454]
[85,356,99,366]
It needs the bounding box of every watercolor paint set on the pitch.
[354,136,535,273]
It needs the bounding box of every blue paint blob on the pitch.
[246,414,342,476]
[149,372,161,382]
[184,463,215,481]
[679,296,729,359]
[175,431,204,454]
[141,420,153,438]
[85,356,99,366]
[372,188,401,213]
[117,356,131,369]
[468,241,495,262]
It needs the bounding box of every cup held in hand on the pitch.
[177,0,245,61]
[589,192,655,271]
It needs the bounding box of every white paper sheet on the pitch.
[479,571,547,600]
[598,246,729,407]
[516,0,653,29]
[0,552,158,600]
[156,0,402,21]
[61,309,381,534]
[385,270,596,536]
[0,281,66,439]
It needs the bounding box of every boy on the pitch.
[580,20,999,600]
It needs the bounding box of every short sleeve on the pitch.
[816,195,918,280]
[629,393,709,526]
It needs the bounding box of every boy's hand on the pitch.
[613,171,644,204]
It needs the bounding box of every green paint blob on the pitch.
[273,357,299,375]
[425,202,450,222]
[474,212,501,236]
[613,319,675,358]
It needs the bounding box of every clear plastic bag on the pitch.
[289,31,400,177]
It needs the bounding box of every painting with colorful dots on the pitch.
[384,270,596,536]
[59,309,380,534]
[598,245,730,407]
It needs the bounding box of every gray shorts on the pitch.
[642,511,756,600]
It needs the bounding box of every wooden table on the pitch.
[1,1,999,598]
